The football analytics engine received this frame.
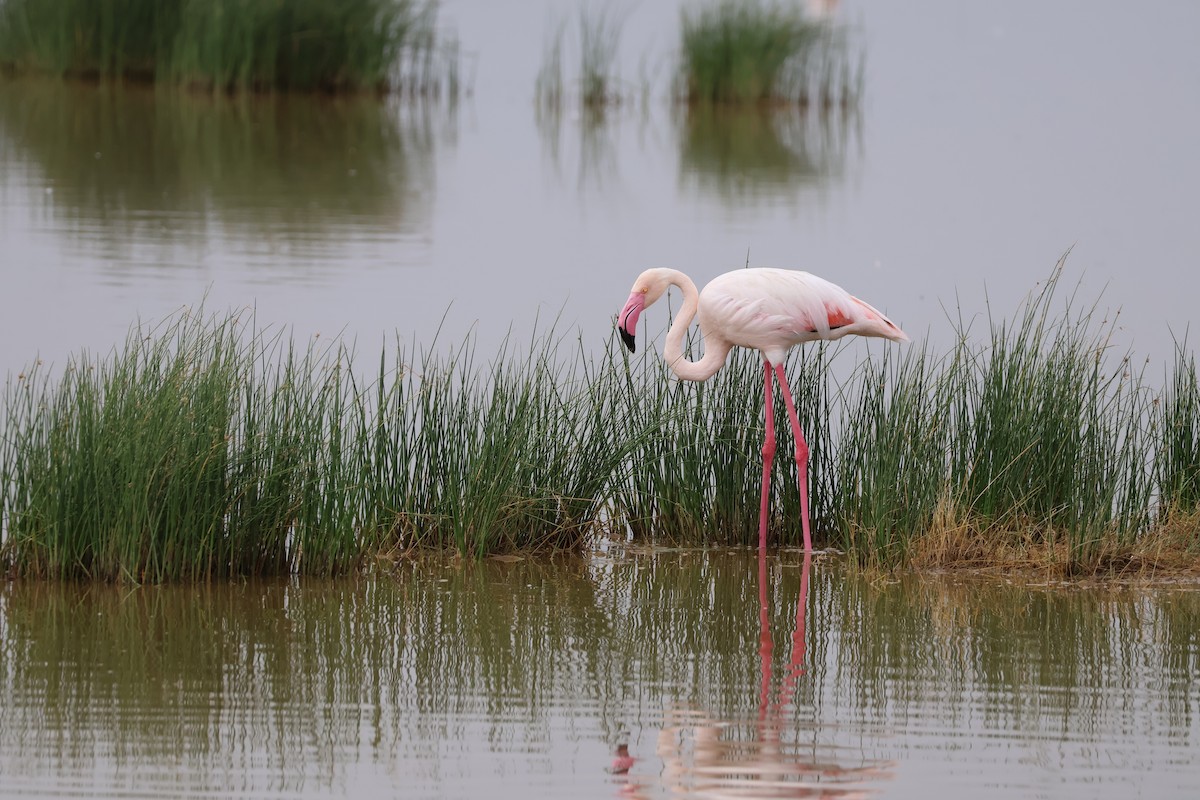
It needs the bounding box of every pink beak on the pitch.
[618,292,644,352]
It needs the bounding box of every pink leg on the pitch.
[759,361,776,553]
[774,364,812,552]
[757,547,772,721]
[778,549,812,708]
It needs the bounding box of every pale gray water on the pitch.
[2,552,1197,799]
[2,1,1199,377]
[2,4,1200,796]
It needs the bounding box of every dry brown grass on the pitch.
[893,496,1200,585]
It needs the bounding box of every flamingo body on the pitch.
[617,267,907,551]
[697,268,907,363]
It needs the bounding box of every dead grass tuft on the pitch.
[897,496,1200,584]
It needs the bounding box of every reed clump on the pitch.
[0,311,632,581]
[535,5,630,113]
[0,0,460,96]
[677,0,861,109]
[609,333,837,547]
[363,329,633,556]
[611,258,1200,578]
[831,266,1163,573]
[1,312,361,581]
[4,262,1200,582]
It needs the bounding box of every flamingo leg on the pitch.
[759,361,776,552]
[777,549,812,710]
[757,547,772,722]
[773,364,813,552]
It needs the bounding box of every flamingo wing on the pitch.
[699,269,906,363]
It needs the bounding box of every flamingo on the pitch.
[617,267,907,552]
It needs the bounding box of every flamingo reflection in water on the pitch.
[611,552,894,798]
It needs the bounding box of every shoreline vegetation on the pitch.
[0,0,462,96]
[0,0,864,107]
[535,0,862,114]
[0,0,857,107]
[2,260,1200,583]
[677,0,861,109]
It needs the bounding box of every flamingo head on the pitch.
[618,269,672,353]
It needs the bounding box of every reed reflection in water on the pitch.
[0,78,451,275]
[677,106,859,207]
[1,554,1197,798]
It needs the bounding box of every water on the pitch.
[2,1,1200,377]
[3,3,1200,796]
[2,552,1197,798]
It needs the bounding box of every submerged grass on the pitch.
[3,261,1200,581]
[0,0,460,95]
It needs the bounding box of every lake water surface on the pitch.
[3,2,1200,797]
[2,1,1199,376]
[3,551,1198,798]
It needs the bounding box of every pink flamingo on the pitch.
[617,268,907,552]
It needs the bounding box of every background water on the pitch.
[3,4,1200,795]
[2,552,1198,798]
[2,0,1199,378]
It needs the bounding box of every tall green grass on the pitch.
[677,0,861,108]
[0,0,460,95]
[609,331,836,547]
[361,327,632,554]
[1157,345,1200,517]
[0,310,635,581]
[0,312,362,580]
[833,269,1161,567]
[608,260,1199,569]
[3,265,1200,581]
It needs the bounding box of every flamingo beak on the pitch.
[618,292,644,353]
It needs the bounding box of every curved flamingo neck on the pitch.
[661,270,734,382]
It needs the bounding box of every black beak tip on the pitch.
[619,327,636,353]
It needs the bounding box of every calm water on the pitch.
[3,3,1200,796]
[2,1,1200,376]
[2,551,1198,798]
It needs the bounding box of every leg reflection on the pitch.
[615,551,892,797]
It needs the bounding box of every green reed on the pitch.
[535,5,628,112]
[1157,346,1200,517]
[534,18,567,111]
[953,271,1156,562]
[0,310,366,581]
[835,340,950,561]
[3,267,1200,581]
[0,0,458,95]
[831,266,1163,567]
[362,328,631,554]
[579,4,626,108]
[606,260,1190,569]
[607,323,837,548]
[677,0,860,108]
